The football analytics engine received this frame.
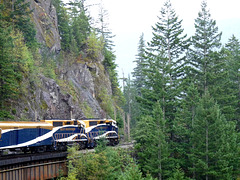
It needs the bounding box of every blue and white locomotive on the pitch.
[0,119,119,154]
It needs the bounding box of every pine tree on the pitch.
[132,33,147,96]
[69,0,91,52]
[189,1,238,123]
[139,0,189,140]
[96,1,115,51]
[207,49,237,121]
[134,102,169,179]
[93,1,120,99]
[225,35,240,125]
[0,5,20,119]
[53,0,73,52]
[189,0,222,95]
[123,76,141,130]
[173,83,200,178]
[10,0,37,48]
[190,92,239,179]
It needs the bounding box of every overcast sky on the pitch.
[67,0,240,79]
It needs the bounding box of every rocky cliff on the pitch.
[13,0,114,121]
[28,0,61,53]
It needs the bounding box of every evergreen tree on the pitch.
[207,49,237,121]
[96,1,115,51]
[94,1,120,99]
[189,0,222,95]
[190,92,239,179]
[12,30,34,75]
[85,30,104,61]
[173,83,200,178]
[138,0,189,140]
[103,48,119,96]
[188,1,237,123]
[0,4,20,119]
[134,102,169,179]
[69,0,91,52]
[123,76,141,130]
[225,35,240,125]
[54,0,74,52]
[132,33,147,96]
[10,0,37,48]
[168,165,190,180]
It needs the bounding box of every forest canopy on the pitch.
[123,0,240,179]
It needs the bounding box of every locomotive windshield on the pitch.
[53,122,63,127]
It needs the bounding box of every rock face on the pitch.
[16,60,112,120]
[28,0,61,53]
[12,0,114,121]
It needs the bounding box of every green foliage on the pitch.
[53,0,73,52]
[85,31,104,60]
[132,33,147,95]
[103,48,119,95]
[96,2,115,51]
[133,0,190,143]
[118,165,143,180]
[98,88,115,118]
[134,102,170,179]
[69,0,91,52]
[123,76,141,129]
[225,35,240,125]
[0,6,19,119]
[12,30,34,75]
[130,1,240,180]
[11,0,37,48]
[190,92,239,179]
[189,0,222,95]
[172,83,200,177]
[168,165,190,180]
[40,47,57,79]
[80,101,94,118]
[61,144,150,180]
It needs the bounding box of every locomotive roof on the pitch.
[0,121,53,130]
[0,119,116,130]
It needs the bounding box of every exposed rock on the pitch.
[11,0,114,121]
[39,75,84,119]
[28,0,61,53]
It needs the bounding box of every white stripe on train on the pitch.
[0,125,78,150]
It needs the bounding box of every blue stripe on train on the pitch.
[0,128,51,148]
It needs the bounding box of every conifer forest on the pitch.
[0,0,240,179]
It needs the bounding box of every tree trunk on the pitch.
[206,120,209,180]
[158,143,162,180]
[127,113,130,141]
[122,111,126,141]
[192,106,196,179]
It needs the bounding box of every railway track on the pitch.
[0,142,134,180]
[0,141,134,159]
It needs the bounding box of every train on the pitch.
[0,119,119,154]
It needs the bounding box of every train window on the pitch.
[53,122,63,127]
[99,121,104,124]
[89,121,98,126]
[74,121,78,125]
[66,122,71,125]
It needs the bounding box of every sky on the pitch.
[66,0,240,80]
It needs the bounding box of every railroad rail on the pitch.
[0,142,134,180]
